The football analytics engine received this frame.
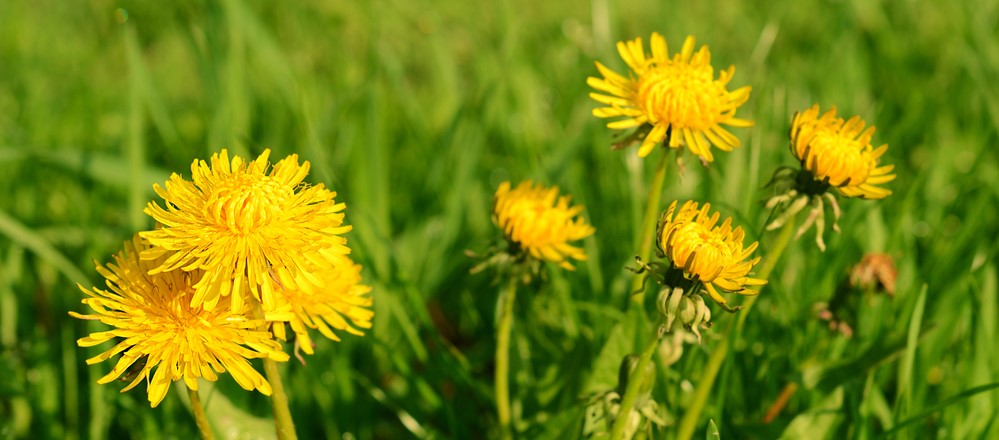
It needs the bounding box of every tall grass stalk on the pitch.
[495,278,518,440]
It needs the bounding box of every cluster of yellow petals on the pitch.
[70,236,289,407]
[791,104,896,199]
[141,149,352,312]
[493,181,595,270]
[657,200,766,305]
[267,256,374,355]
[73,149,374,406]
[588,33,753,161]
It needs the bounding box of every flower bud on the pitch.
[656,286,685,333]
[656,286,714,343]
[678,295,697,327]
[685,294,712,343]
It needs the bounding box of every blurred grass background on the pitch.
[1,0,998,438]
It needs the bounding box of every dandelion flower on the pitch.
[141,149,352,312]
[765,105,896,250]
[656,200,766,307]
[267,256,374,356]
[588,33,753,161]
[790,104,896,199]
[493,181,595,270]
[70,235,289,408]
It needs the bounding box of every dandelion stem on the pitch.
[263,358,299,440]
[187,385,215,440]
[495,278,518,440]
[675,215,797,440]
[630,150,671,304]
[608,335,659,440]
[250,301,299,440]
[737,214,797,330]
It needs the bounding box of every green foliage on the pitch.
[706,419,719,440]
[1,0,998,438]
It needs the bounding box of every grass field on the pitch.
[2,0,998,438]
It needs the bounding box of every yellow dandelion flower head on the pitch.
[588,33,753,161]
[140,149,352,312]
[493,180,595,270]
[791,104,896,199]
[657,200,766,305]
[267,256,374,356]
[70,235,290,408]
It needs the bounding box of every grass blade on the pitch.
[897,284,928,419]
[706,419,720,440]
[124,24,148,231]
[0,208,89,286]
[880,383,999,438]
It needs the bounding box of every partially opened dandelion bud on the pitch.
[792,105,896,199]
[491,180,595,274]
[637,201,765,343]
[588,33,752,162]
[657,200,766,309]
[141,149,352,312]
[69,235,289,408]
[764,105,896,251]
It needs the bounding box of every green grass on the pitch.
[2,0,998,438]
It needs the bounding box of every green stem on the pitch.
[674,336,728,440]
[630,150,671,304]
[609,336,660,440]
[263,358,298,440]
[251,301,299,440]
[737,215,798,331]
[675,216,797,440]
[187,385,216,440]
[495,278,518,440]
